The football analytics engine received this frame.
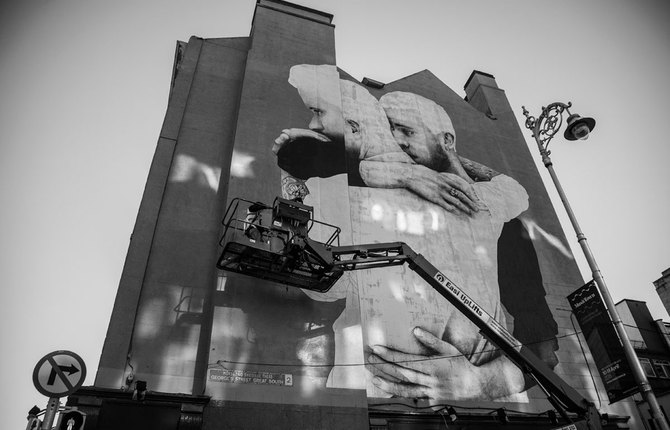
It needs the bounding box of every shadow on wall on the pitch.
[498,218,559,372]
[207,273,345,398]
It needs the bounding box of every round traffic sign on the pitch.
[32,350,87,397]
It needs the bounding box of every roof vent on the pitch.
[362,77,385,89]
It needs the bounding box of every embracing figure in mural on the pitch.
[273,66,479,215]
[273,64,555,401]
[365,90,530,400]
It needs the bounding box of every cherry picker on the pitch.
[217,197,607,429]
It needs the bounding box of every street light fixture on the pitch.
[564,113,596,141]
[522,102,669,430]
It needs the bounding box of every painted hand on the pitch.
[367,327,524,400]
[406,165,480,215]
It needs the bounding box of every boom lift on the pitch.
[217,197,605,429]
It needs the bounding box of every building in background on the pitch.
[655,268,670,315]
[62,1,643,428]
[616,299,670,427]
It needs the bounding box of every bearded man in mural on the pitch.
[273,67,479,215]
[273,64,557,401]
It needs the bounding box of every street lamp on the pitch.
[522,102,669,430]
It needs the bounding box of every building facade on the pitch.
[617,299,670,427]
[65,1,643,428]
[655,268,670,315]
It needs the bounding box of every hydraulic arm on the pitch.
[217,197,604,429]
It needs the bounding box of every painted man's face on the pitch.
[306,101,346,144]
[387,112,443,171]
[381,92,456,171]
[289,64,346,145]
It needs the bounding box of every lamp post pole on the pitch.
[523,102,669,430]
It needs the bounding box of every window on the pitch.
[653,359,670,379]
[640,358,656,378]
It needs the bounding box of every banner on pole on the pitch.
[568,280,639,403]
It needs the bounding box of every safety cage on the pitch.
[216,197,343,292]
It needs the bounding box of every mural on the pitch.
[207,64,559,404]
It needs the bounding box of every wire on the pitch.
[622,322,667,335]
[208,329,586,369]
[439,411,450,429]
[367,401,551,417]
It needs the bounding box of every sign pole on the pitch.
[41,397,59,430]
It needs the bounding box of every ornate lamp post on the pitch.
[522,102,669,430]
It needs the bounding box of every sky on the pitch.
[1,0,669,427]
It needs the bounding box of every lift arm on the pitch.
[217,197,603,429]
[323,239,602,428]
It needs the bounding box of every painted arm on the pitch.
[359,160,480,215]
[458,155,500,182]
